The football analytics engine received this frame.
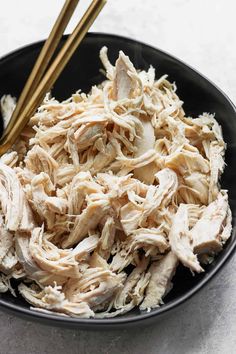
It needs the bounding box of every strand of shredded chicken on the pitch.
[0,47,232,317]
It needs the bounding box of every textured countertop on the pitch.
[0,1,235,353]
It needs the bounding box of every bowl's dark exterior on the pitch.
[0,33,235,329]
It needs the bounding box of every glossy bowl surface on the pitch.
[0,33,235,329]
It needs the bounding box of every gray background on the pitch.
[0,1,235,353]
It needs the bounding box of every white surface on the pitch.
[0,1,235,353]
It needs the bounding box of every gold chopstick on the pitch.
[4,0,80,139]
[0,0,107,155]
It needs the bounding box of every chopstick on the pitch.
[2,0,80,145]
[0,0,107,155]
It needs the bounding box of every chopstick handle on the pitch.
[4,0,80,136]
[0,0,106,155]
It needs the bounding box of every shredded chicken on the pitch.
[0,47,231,318]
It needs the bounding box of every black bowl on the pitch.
[0,33,235,329]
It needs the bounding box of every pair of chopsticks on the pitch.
[0,0,106,155]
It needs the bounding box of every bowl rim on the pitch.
[0,32,235,327]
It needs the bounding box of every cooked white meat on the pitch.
[114,256,149,310]
[140,252,178,310]
[133,118,157,184]
[120,168,178,235]
[74,122,106,150]
[15,234,40,275]
[29,227,81,277]
[169,204,204,273]
[208,142,225,202]
[183,172,209,205]
[0,162,35,232]
[0,94,16,128]
[0,216,13,263]
[0,47,231,318]
[120,202,143,235]
[128,228,169,255]
[165,146,210,176]
[29,172,67,228]
[113,51,137,100]
[25,145,58,183]
[0,246,18,274]
[0,273,16,295]
[192,192,230,255]
[221,207,232,243]
[97,216,116,260]
[68,171,103,215]
[64,267,124,309]
[63,195,110,248]
[18,283,94,318]
[0,151,18,168]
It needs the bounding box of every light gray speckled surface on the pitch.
[0,1,235,353]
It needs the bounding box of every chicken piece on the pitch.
[89,252,109,269]
[99,46,115,80]
[120,202,143,235]
[73,122,105,150]
[71,112,109,130]
[18,283,94,318]
[68,171,103,215]
[62,196,110,248]
[25,145,58,183]
[0,274,16,295]
[115,148,159,175]
[154,168,178,208]
[208,142,225,202]
[0,216,14,263]
[192,192,230,255]
[0,94,16,128]
[66,128,80,166]
[120,168,178,234]
[97,216,116,260]
[90,142,117,175]
[169,204,204,273]
[0,246,18,274]
[15,234,40,275]
[29,173,67,228]
[140,252,178,310]
[72,234,99,261]
[29,227,81,277]
[45,196,68,214]
[128,228,169,255]
[56,164,79,187]
[165,148,210,176]
[0,162,35,232]
[141,168,178,224]
[184,113,225,147]
[132,270,151,306]
[109,239,139,273]
[64,268,123,309]
[113,51,137,100]
[221,207,232,243]
[133,116,157,184]
[15,234,67,285]
[97,172,147,198]
[112,129,137,154]
[31,124,68,145]
[14,167,35,187]
[109,250,135,273]
[114,256,149,309]
[0,151,18,167]
[182,172,209,205]
[16,233,67,286]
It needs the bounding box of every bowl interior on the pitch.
[0,33,235,327]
